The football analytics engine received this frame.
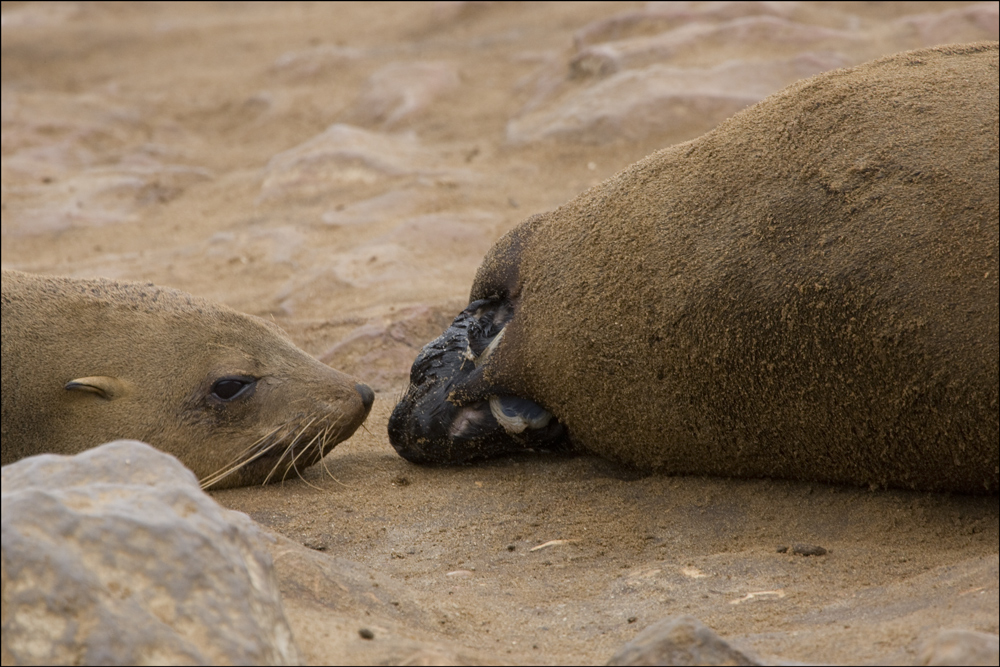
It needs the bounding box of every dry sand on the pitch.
[2,2,997,664]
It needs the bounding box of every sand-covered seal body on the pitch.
[1,271,374,489]
[389,43,1000,493]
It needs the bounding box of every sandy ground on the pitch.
[2,2,998,665]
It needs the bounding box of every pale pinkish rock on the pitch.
[569,16,859,78]
[887,3,999,47]
[269,44,363,80]
[2,163,212,236]
[321,189,428,227]
[272,210,496,316]
[344,61,460,128]
[507,53,849,146]
[258,124,475,204]
[320,304,457,391]
[919,629,1000,667]
[573,2,799,50]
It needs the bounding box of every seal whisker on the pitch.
[263,416,318,486]
[292,420,329,470]
[320,423,346,486]
[284,420,329,490]
[200,424,285,489]
[317,418,355,488]
[204,420,301,489]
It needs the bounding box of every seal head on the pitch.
[1,271,374,489]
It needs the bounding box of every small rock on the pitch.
[359,628,375,640]
[304,539,328,552]
[4,163,212,236]
[792,544,827,557]
[607,615,760,666]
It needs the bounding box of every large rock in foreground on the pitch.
[1,440,301,666]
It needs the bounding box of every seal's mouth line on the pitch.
[200,423,285,489]
[263,410,360,488]
[199,411,355,489]
[449,403,491,439]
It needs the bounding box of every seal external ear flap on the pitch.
[64,376,129,400]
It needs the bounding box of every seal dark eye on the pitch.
[210,377,255,401]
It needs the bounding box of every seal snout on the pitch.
[355,383,375,412]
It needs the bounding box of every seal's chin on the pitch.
[388,298,569,464]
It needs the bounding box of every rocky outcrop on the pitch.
[1,440,300,666]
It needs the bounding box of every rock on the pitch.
[919,629,1000,667]
[272,211,495,317]
[205,225,306,268]
[0,90,138,172]
[1,440,300,666]
[3,163,212,236]
[318,304,461,391]
[606,615,760,666]
[258,123,472,204]
[343,61,460,129]
[511,3,997,149]
[0,1,82,28]
[569,16,857,78]
[573,2,810,50]
[1,90,210,237]
[320,189,428,228]
[507,53,848,146]
[269,44,363,80]
[258,124,424,203]
[572,9,682,51]
[886,3,999,48]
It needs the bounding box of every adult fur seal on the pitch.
[388,43,1000,494]
[1,270,374,489]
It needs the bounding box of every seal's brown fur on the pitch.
[416,43,999,493]
[1,270,373,488]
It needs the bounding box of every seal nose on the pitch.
[355,383,375,411]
